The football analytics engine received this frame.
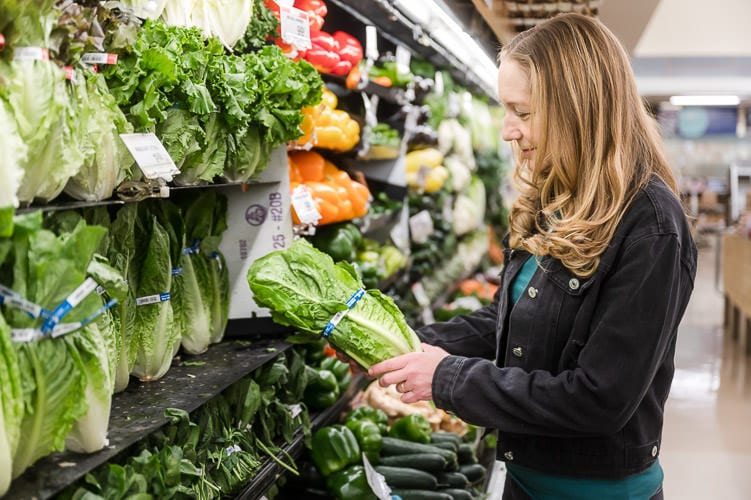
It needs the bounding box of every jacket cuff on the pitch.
[432,355,465,412]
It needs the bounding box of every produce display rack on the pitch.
[235,373,368,500]
[7,337,292,499]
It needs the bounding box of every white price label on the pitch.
[51,322,82,338]
[135,292,171,306]
[365,26,379,60]
[11,329,38,343]
[434,71,445,95]
[289,404,303,419]
[280,5,311,50]
[362,454,391,500]
[409,209,434,245]
[81,53,118,65]
[395,45,411,76]
[14,47,49,61]
[389,219,410,254]
[290,185,321,225]
[119,133,180,181]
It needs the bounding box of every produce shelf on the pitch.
[235,373,369,500]
[7,338,292,500]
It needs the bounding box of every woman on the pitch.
[368,13,697,499]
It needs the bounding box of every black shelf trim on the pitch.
[6,337,292,500]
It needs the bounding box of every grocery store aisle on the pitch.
[660,234,751,499]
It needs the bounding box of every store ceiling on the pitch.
[451,0,751,101]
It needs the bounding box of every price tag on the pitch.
[14,47,49,61]
[64,66,76,80]
[51,322,83,338]
[415,165,432,191]
[389,219,410,254]
[290,185,321,225]
[434,71,445,95]
[395,45,411,76]
[135,292,171,306]
[119,133,180,181]
[409,210,434,244]
[288,403,303,419]
[11,329,38,343]
[411,282,435,324]
[81,53,118,65]
[365,25,379,60]
[362,454,391,500]
[280,5,311,50]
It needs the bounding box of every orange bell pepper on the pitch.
[289,150,325,182]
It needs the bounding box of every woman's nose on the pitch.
[501,117,521,142]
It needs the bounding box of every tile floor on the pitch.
[487,234,751,499]
[660,234,751,499]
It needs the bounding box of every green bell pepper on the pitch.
[337,371,352,393]
[325,465,377,500]
[320,356,350,379]
[346,406,389,434]
[304,366,341,409]
[310,425,361,477]
[311,222,362,262]
[387,413,432,444]
[345,418,383,464]
[320,356,353,393]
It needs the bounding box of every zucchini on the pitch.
[439,488,475,500]
[374,466,437,490]
[391,489,454,500]
[431,441,459,452]
[435,472,469,489]
[381,437,459,469]
[456,443,477,465]
[430,432,461,446]
[379,453,448,472]
[458,463,486,484]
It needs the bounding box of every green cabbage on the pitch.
[247,239,421,369]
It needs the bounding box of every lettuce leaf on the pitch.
[247,239,421,369]
[131,214,178,382]
[0,312,22,495]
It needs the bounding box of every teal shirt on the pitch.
[507,256,664,499]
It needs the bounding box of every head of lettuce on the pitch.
[247,239,421,369]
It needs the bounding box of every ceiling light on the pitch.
[669,95,740,106]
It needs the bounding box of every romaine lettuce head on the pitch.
[247,239,421,369]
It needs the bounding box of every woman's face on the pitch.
[498,58,537,165]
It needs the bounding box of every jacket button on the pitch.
[504,451,514,461]
[527,287,538,298]
[568,278,580,290]
[512,346,523,357]
[651,445,658,457]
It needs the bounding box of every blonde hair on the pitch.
[501,13,678,278]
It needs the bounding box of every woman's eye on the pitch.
[517,112,530,120]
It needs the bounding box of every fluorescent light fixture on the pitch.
[392,0,498,97]
[669,95,740,106]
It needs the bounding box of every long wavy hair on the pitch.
[502,13,678,278]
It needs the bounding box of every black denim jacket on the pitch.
[418,177,697,478]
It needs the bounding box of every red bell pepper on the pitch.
[332,31,363,66]
[295,0,328,18]
[295,0,327,31]
[329,59,353,76]
[305,48,340,72]
[310,30,339,53]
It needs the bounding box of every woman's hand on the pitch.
[367,343,450,403]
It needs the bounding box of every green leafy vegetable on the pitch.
[247,239,421,369]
